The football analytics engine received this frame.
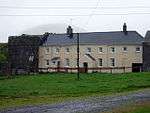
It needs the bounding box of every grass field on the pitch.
[0,72,150,109]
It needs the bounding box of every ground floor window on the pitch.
[46,60,49,66]
[65,58,70,66]
[98,58,103,66]
[110,58,115,67]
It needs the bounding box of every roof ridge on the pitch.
[48,31,138,35]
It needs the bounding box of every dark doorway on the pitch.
[83,62,88,73]
[132,63,143,72]
[57,61,60,72]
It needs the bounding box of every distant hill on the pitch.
[22,23,86,35]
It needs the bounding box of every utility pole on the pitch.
[67,26,80,80]
[77,33,80,80]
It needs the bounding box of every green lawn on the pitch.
[0,72,150,109]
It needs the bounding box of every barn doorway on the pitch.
[132,63,143,72]
[83,62,88,73]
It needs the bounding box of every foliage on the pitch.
[0,43,8,72]
[0,43,8,63]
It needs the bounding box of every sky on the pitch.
[0,0,150,42]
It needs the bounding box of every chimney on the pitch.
[67,26,73,38]
[123,23,128,35]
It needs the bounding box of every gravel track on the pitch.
[1,89,150,113]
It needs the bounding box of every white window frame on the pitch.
[55,48,60,53]
[65,58,70,67]
[45,48,49,54]
[110,58,115,67]
[66,47,70,53]
[86,47,91,53]
[110,47,115,53]
[98,47,103,53]
[123,47,127,52]
[136,47,141,52]
[98,58,103,67]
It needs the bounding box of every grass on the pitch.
[104,101,150,113]
[0,72,150,109]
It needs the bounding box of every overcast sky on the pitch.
[0,0,150,42]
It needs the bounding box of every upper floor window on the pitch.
[46,48,49,53]
[55,48,60,53]
[123,47,127,52]
[66,48,70,53]
[110,47,115,53]
[136,47,141,52]
[87,47,91,53]
[110,58,115,67]
[99,47,103,53]
[98,58,103,66]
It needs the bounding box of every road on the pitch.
[1,89,150,113]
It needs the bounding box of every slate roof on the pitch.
[145,31,150,41]
[43,31,144,46]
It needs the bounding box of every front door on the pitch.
[83,62,88,73]
[57,61,60,72]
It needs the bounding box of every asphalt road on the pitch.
[1,89,150,113]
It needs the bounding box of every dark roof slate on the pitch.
[145,31,150,41]
[43,31,144,46]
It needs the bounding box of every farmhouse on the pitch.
[38,24,144,73]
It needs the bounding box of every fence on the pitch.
[39,66,142,73]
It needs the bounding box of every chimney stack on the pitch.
[123,23,128,35]
[67,26,73,38]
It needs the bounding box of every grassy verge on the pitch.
[0,72,150,109]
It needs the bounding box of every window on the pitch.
[110,47,115,53]
[46,60,49,66]
[65,58,70,66]
[66,48,70,53]
[87,47,91,53]
[123,47,127,52]
[99,47,103,53]
[136,47,140,52]
[98,58,103,66]
[52,61,55,65]
[110,58,115,67]
[56,48,60,53]
[46,48,49,53]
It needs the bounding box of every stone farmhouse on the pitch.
[8,23,149,74]
[38,24,144,73]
